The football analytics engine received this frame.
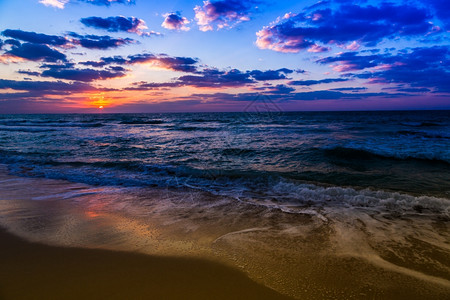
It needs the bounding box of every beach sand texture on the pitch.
[0,169,449,299]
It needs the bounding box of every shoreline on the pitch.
[0,167,449,299]
[0,227,292,300]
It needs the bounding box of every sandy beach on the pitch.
[0,166,449,299]
[0,227,292,300]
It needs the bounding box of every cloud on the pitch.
[194,0,256,31]
[176,68,254,87]
[40,62,76,69]
[4,43,67,62]
[39,0,69,9]
[256,1,433,53]
[79,60,108,67]
[124,81,182,91]
[186,89,399,104]
[41,67,126,82]
[18,70,41,76]
[79,0,134,6]
[39,0,134,9]
[127,54,199,72]
[248,68,293,80]
[129,67,296,89]
[1,29,135,51]
[393,87,431,93]
[4,39,21,47]
[68,33,135,49]
[0,78,95,95]
[318,46,450,93]
[288,90,397,101]
[289,78,348,86]
[174,67,296,88]
[2,29,67,46]
[427,0,450,27]
[265,84,295,94]
[80,16,160,36]
[330,87,367,92]
[89,53,200,72]
[317,51,383,71]
[162,12,190,31]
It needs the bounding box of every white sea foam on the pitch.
[265,181,450,217]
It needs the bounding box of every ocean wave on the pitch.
[119,120,164,125]
[261,181,450,218]
[324,146,450,164]
[0,122,104,128]
[1,156,449,219]
[400,122,442,127]
[221,148,256,156]
[169,126,219,132]
[396,130,450,139]
[0,126,57,133]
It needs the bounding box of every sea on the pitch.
[0,110,449,298]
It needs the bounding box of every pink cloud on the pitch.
[256,28,312,53]
[308,44,330,53]
[162,13,190,31]
[194,0,255,31]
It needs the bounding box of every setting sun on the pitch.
[98,106,104,109]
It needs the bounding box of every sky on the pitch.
[0,0,449,113]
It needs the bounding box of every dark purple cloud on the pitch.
[0,79,95,95]
[288,90,400,101]
[248,68,293,80]
[5,43,67,62]
[80,16,159,36]
[318,46,450,93]
[4,39,21,47]
[128,54,199,72]
[18,70,41,76]
[41,67,126,82]
[127,67,297,90]
[88,54,297,82]
[68,33,135,49]
[386,87,431,93]
[79,60,108,67]
[317,51,382,71]
[289,78,348,86]
[39,0,134,9]
[330,87,367,92]
[89,53,200,72]
[1,29,136,52]
[177,68,254,87]
[187,90,402,103]
[124,81,182,91]
[108,66,127,72]
[174,68,295,88]
[79,0,134,6]
[265,84,295,94]
[256,1,434,53]
[194,0,257,31]
[178,68,295,87]
[162,12,190,31]
[101,55,128,65]
[2,29,68,46]
[40,62,76,69]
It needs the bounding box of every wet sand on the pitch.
[0,228,292,300]
[0,169,449,299]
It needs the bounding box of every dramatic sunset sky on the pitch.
[0,0,449,113]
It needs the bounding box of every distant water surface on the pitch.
[0,111,449,198]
